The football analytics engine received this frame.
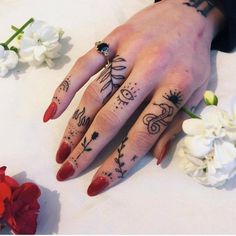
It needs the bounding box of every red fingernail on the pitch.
[56,142,71,164]
[43,102,57,123]
[56,162,75,181]
[87,176,109,197]
[157,141,171,165]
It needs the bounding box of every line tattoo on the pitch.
[71,131,99,167]
[97,55,126,102]
[143,103,174,135]
[114,136,128,178]
[115,82,139,110]
[72,107,90,128]
[183,0,215,17]
[163,90,183,108]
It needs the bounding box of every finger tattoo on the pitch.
[71,131,99,167]
[183,0,215,17]
[163,90,183,108]
[72,107,90,128]
[114,82,139,110]
[143,103,174,135]
[97,55,126,103]
[59,75,71,92]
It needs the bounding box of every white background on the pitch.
[1,0,236,234]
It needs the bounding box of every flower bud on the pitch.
[204,90,218,106]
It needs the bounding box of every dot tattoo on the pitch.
[183,0,215,17]
[115,82,139,110]
[102,171,113,181]
[97,55,126,103]
[163,90,183,108]
[71,131,99,167]
[72,107,90,128]
[143,103,174,135]
[114,136,128,179]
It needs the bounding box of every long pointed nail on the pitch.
[56,162,75,181]
[157,141,171,165]
[56,142,71,164]
[87,176,109,197]
[43,102,57,123]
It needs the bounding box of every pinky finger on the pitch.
[153,81,208,165]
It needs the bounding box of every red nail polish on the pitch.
[43,102,57,123]
[87,176,109,197]
[157,141,171,165]
[56,162,75,181]
[56,142,71,164]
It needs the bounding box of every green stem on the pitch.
[182,107,200,119]
[11,25,19,31]
[4,18,34,46]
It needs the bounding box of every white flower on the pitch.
[179,99,236,187]
[0,45,18,77]
[18,20,64,68]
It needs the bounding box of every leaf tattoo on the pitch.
[97,55,126,103]
[114,136,128,178]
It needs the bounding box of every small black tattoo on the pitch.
[163,90,183,108]
[143,103,174,135]
[131,155,138,162]
[183,0,215,17]
[72,107,90,128]
[102,171,113,180]
[97,55,126,102]
[114,137,128,178]
[115,82,139,109]
[72,131,99,166]
[59,75,71,92]
[53,96,61,104]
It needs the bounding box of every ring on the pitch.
[95,41,110,65]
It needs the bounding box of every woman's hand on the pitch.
[43,0,224,196]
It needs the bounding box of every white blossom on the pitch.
[0,45,18,77]
[179,99,236,187]
[18,20,64,68]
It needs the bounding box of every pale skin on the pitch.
[44,0,224,196]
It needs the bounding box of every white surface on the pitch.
[1,0,236,234]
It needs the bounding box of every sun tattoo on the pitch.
[163,90,183,108]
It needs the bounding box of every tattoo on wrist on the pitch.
[71,131,99,167]
[114,136,128,178]
[183,0,215,17]
[114,82,139,110]
[163,90,183,108]
[72,107,90,128]
[143,103,174,135]
[97,55,126,103]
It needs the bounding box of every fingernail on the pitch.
[56,162,75,181]
[43,102,57,123]
[56,142,71,164]
[87,176,109,197]
[157,141,171,165]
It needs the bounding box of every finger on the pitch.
[56,55,169,181]
[56,52,133,163]
[43,29,122,123]
[153,80,208,165]
[87,76,196,196]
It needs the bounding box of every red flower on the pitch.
[4,183,41,234]
[0,166,41,234]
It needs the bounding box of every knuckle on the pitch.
[130,130,154,151]
[95,109,121,132]
[112,23,135,38]
[83,84,102,105]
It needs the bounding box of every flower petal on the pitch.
[182,119,205,135]
[184,136,212,157]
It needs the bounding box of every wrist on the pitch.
[162,0,225,45]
